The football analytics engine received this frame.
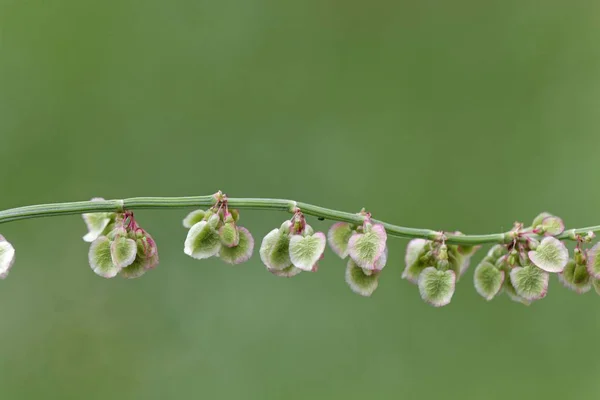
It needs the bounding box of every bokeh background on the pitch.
[1,1,599,398]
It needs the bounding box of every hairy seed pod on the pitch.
[120,229,159,279]
[402,239,431,284]
[540,216,565,236]
[89,236,121,278]
[558,259,591,294]
[219,227,254,265]
[182,209,206,229]
[110,236,138,269]
[474,261,505,301]
[418,267,456,307]
[345,258,380,297]
[184,220,221,260]
[348,223,387,270]
[497,260,531,305]
[327,222,355,259]
[528,237,568,273]
[289,232,326,271]
[219,216,240,248]
[510,265,549,301]
[260,228,292,271]
[82,198,117,243]
[531,212,553,230]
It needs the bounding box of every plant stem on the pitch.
[0,196,593,245]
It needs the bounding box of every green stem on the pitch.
[0,195,593,245]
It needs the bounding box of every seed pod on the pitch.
[82,198,116,243]
[219,227,255,265]
[402,239,431,284]
[527,237,568,273]
[532,212,553,230]
[289,232,326,271]
[207,213,220,229]
[418,267,456,307]
[88,211,160,280]
[558,259,591,294]
[119,229,159,279]
[182,209,206,229]
[89,236,121,278]
[304,224,315,236]
[138,232,158,259]
[525,238,539,251]
[510,265,549,301]
[496,260,531,305]
[229,209,240,222]
[347,223,387,270]
[574,248,586,266]
[219,216,240,248]
[507,249,520,266]
[540,216,565,236]
[504,284,532,305]
[259,221,297,271]
[485,245,507,264]
[345,258,380,297]
[260,228,292,271]
[327,222,354,259]
[474,261,505,301]
[184,219,221,260]
[110,236,138,269]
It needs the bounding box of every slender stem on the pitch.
[0,195,594,245]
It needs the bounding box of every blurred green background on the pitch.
[1,1,600,398]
